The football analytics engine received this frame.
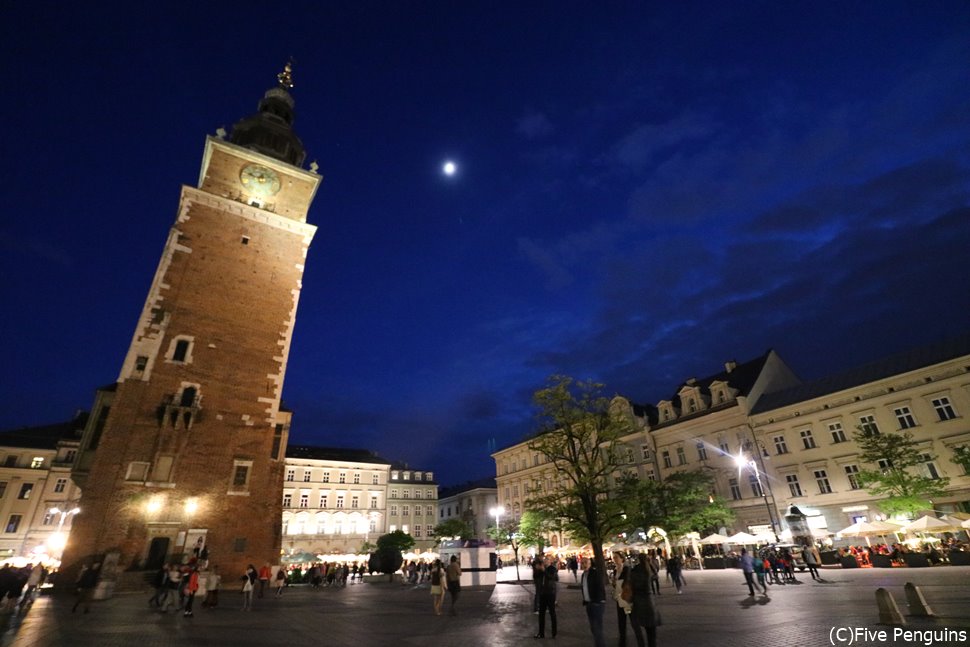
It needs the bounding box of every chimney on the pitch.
[725,360,737,373]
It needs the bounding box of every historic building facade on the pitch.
[64,65,320,582]
[437,477,497,540]
[0,416,84,562]
[386,465,439,552]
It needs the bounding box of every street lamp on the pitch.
[47,506,81,559]
[734,451,780,543]
[489,505,505,536]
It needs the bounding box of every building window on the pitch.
[828,422,847,443]
[799,429,817,450]
[645,467,656,481]
[5,515,22,533]
[351,496,359,509]
[676,447,687,466]
[390,505,398,516]
[728,478,742,500]
[17,484,33,500]
[30,457,44,469]
[336,496,344,509]
[339,472,346,484]
[773,435,789,455]
[414,525,422,538]
[232,460,252,490]
[626,448,635,464]
[371,496,378,509]
[814,470,832,494]
[319,495,328,508]
[54,477,68,493]
[426,505,433,516]
[511,485,518,497]
[844,464,862,490]
[370,519,377,532]
[353,472,361,484]
[65,449,77,463]
[696,442,707,461]
[125,462,150,481]
[0,482,6,498]
[786,474,802,497]
[286,469,295,482]
[403,489,410,499]
[931,397,957,421]
[299,494,309,508]
[372,473,379,484]
[877,458,893,471]
[918,454,941,480]
[719,440,730,454]
[282,494,292,507]
[402,505,410,516]
[859,414,880,436]
[167,336,194,364]
[303,471,311,482]
[641,444,651,460]
[748,473,763,498]
[893,406,917,429]
[43,511,56,526]
[271,424,284,460]
[662,450,672,468]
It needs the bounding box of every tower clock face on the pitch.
[240,164,281,197]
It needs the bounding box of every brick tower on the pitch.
[64,64,319,586]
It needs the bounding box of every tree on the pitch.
[953,445,970,475]
[853,427,950,517]
[372,530,415,581]
[618,470,735,539]
[518,509,559,554]
[487,518,525,581]
[432,519,472,545]
[526,375,635,580]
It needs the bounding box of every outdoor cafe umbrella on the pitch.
[699,533,731,545]
[726,531,760,545]
[836,520,902,546]
[902,515,960,534]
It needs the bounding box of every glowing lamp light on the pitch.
[48,532,67,551]
[184,498,199,515]
[146,497,163,514]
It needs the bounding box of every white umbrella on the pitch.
[902,515,959,534]
[726,531,760,545]
[699,533,731,545]
[962,518,970,530]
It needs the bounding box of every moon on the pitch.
[442,161,457,176]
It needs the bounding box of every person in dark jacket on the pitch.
[72,562,101,613]
[534,555,558,638]
[580,556,607,647]
[629,558,660,647]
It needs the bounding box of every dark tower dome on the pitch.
[230,62,307,167]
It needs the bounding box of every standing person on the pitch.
[628,558,659,647]
[531,557,544,613]
[202,566,220,608]
[534,555,559,639]
[72,562,101,614]
[275,567,286,596]
[257,563,272,598]
[803,544,821,581]
[739,548,757,596]
[429,559,446,615]
[612,552,635,646]
[648,552,661,595]
[445,555,462,616]
[752,554,768,595]
[241,564,257,610]
[580,556,607,647]
[568,556,579,582]
[666,554,683,594]
[149,563,169,608]
[160,564,182,613]
[182,565,199,617]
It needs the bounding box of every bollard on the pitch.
[904,582,935,617]
[875,587,906,625]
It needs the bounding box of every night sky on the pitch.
[2,2,969,487]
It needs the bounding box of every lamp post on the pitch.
[734,451,780,542]
[489,505,505,536]
[47,506,81,560]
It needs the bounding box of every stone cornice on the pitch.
[179,185,317,242]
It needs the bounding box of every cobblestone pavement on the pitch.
[2,567,968,647]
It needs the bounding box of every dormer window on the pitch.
[688,398,697,413]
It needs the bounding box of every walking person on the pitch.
[149,563,169,608]
[429,559,446,615]
[182,565,199,617]
[72,562,101,614]
[446,555,462,616]
[257,563,271,598]
[274,567,286,596]
[739,548,757,596]
[752,553,769,595]
[580,556,607,647]
[531,557,544,613]
[612,552,635,646]
[534,555,558,639]
[628,558,659,647]
[241,564,257,610]
[666,554,684,594]
[648,552,661,595]
[803,544,821,581]
[160,564,182,613]
[202,566,220,608]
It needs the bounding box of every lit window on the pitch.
[30,457,44,469]
[17,483,33,500]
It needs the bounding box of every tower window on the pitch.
[167,336,194,364]
[241,236,250,245]
[173,340,190,362]
[135,356,148,372]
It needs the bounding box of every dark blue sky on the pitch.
[2,2,969,486]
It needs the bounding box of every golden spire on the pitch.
[277,59,294,90]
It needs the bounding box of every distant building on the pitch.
[0,413,84,562]
[437,477,497,540]
[281,447,438,557]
